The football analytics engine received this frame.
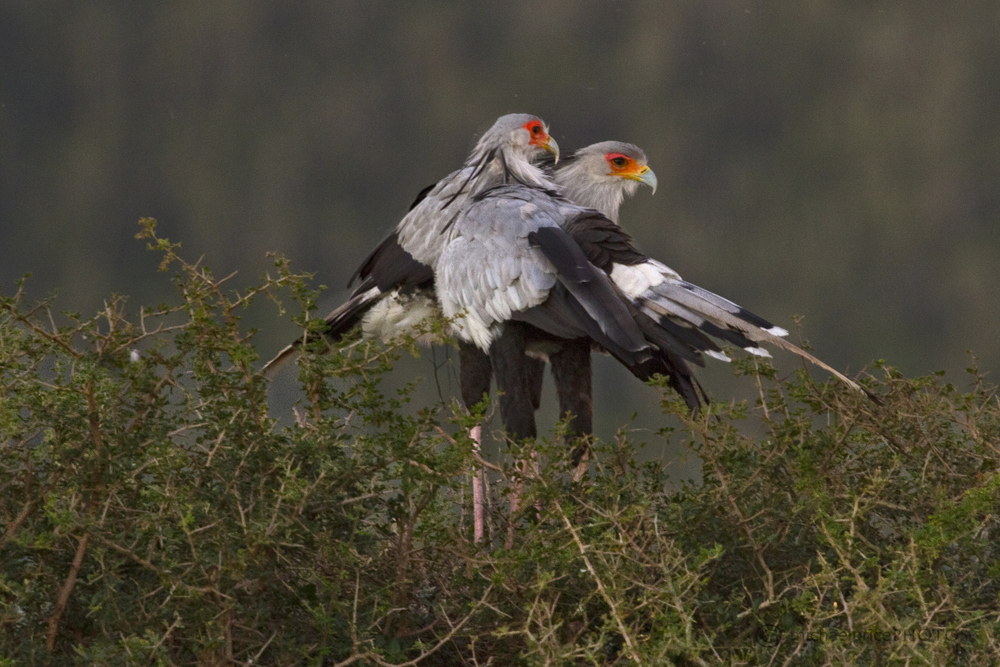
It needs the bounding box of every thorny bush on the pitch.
[1,219,998,665]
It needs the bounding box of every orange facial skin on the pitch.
[604,151,656,191]
[604,152,645,175]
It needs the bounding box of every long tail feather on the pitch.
[640,280,873,399]
[261,287,381,379]
[754,330,876,400]
[262,341,303,379]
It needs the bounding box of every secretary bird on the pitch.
[263,113,559,542]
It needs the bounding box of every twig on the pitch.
[92,534,159,572]
[553,499,640,664]
[46,532,90,650]
[148,614,183,654]
[0,499,34,550]
[334,584,494,667]
[245,631,278,666]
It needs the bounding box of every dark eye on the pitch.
[611,157,627,167]
[531,124,542,135]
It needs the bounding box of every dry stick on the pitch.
[46,532,89,650]
[248,631,279,666]
[1,441,35,550]
[554,499,640,664]
[0,300,82,359]
[390,488,434,637]
[350,569,361,655]
[92,534,159,572]
[752,356,771,422]
[713,460,776,603]
[46,381,106,649]
[333,584,494,667]
[817,520,869,595]
[0,499,33,550]
[147,614,183,654]
[506,450,541,549]
[224,606,234,663]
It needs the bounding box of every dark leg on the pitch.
[488,324,538,442]
[526,356,546,411]
[550,338,593,471]
[459,341,492,410]
[490,324,541,547]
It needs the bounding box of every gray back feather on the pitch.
[437,185,648,363]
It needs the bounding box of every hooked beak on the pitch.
[629,165,657,194]
[540,136,560,164]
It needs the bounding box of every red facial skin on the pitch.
[523,120,551,148]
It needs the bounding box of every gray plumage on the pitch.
[437,185,650,366]
[552,141,647,223]
[553,141,869,397]
[397,114,559,268]
[263,113,559,376]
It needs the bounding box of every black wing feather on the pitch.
[628,350,705,415]
[407,182,437,212]
[528,227,650,363]
[563,212,647,269]
[347,231,433,294]
[513,285,650,368]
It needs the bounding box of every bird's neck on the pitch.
[467,148,558,195]
[553,162,632,223]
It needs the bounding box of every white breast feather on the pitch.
[362,291,441,346]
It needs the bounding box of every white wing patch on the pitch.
[610,263,659,299]
[608,259,682,299]
[644,258,683,281]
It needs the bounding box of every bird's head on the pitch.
[571,141,657,195]
[552,141,657,222]
[517,116,560,163]
[474,113,560,165]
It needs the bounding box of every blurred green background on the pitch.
[3,2,998,464]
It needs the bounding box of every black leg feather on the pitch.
[459,342,493,411]
[489,324,538,442]
[550,338,593,465]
